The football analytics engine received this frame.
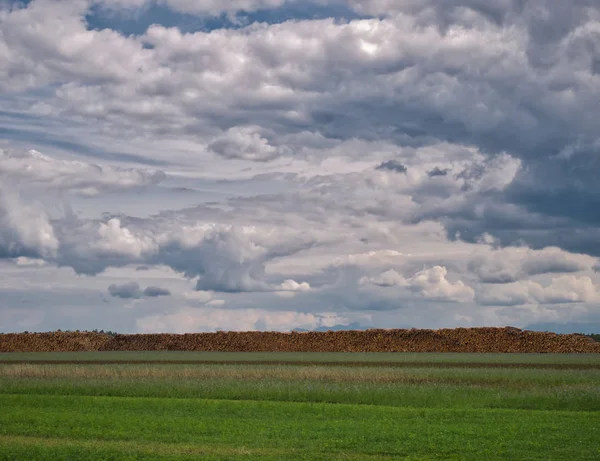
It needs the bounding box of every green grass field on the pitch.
[0,353,599,460]
[3,351,600,364]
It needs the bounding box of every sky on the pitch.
[1,0,600,334]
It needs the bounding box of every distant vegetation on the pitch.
[586,334,600,342]
[0,329,119,336]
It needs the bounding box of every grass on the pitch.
[0,353,599,459]
[3,362,600,384]
[3,351,600,364]
[1,394,599,460]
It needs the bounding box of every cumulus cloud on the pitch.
[150,224,314,293]
[278,279,311,292]
[521,249,592,276]
[0,0,151,92]
[361,266,475,302]
[8,208,315,293]
[478,275,600,306]
[468,247,594,284]
[0,148,165,196]
[96,219,157,259]
[406,266,475,302]
[275,279,311,298]
[361,269,405,287]
[0,187,58,259]
[208,126,290,162]
[14,257,47,266]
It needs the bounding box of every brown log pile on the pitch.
[0,327,598,353]
[0,331,112,353]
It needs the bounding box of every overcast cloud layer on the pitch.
[1,0,600,333]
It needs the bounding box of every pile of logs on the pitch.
[1,327,598,353]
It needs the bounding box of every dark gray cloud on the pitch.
[375,160,407,174]
[522,253,588,277]
[142,286,171,297]
[470,266,518,284]
[108,281,142,299]
[346,3,599,255]
[423,192,600,257]
[427,167,449,177]
[108,282,171,298]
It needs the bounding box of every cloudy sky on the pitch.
[1,0,600,334]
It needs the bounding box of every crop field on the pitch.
[0,352,599,460]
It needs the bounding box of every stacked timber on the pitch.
[0,328,598,353]
[0,331,112,352]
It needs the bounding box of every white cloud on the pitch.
[407,266,475,302]
[0,187,59,259]
[135,306,350,333]
[95,0,287,16]
[95,218,157,259]
[278,279,311,291]
[0,0,152,92]
[0,148,165,196]
[361,266,475,302]
[360,268,405,287]
[530,276,600,305]
[183,290,214,304]
[335,250,404,268]
[31,213,315,292]
[468,247,595,284]
[478,275,600,306]
[14,257,47,266]
[208,126,289,162]
[275,278,311,298]
[0,3,534,155]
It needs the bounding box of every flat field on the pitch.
[0,352,599,460]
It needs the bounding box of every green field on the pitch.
[1,353,599,460]
[3,351,600,364]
